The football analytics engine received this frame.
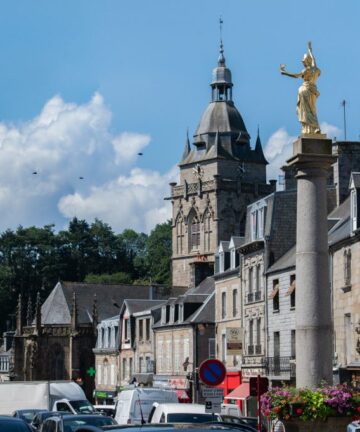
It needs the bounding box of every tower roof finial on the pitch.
[218,16,225,66]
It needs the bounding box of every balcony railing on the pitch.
[0,355,9,373]
[138,360,155,374]
[247,345,254,355]
[246,291,262,304]
[265,356,296,377]
[255,344,262,354]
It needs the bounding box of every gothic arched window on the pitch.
[189,211,200,251]
[204,210,212,251]
[176,215,184,255]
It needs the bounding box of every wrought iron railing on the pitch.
[265,356,296,377]
[255,344,262,354]
[247,345,254,355]
[246,291,262,304]
[0,355,9,373]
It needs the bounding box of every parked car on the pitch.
[31,411,63,431]
[93,405,116,418]
[64,423,257,432]
[148,403,221,424]
[115,388,178,425]
[41,414,116,432]
[0,416,34,431]
[348,420,360,432]
[12,409,47,425]
[218,415,266,432]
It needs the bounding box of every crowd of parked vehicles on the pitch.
[3,383,358,432]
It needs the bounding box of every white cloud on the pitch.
[264,128,296,181]
[264,123,341,182]
[58,166,177,233]
[320,122,341,139]
[0,93,173,233]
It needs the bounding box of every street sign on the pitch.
[205,400,221,414]
[199,359,226,387]
[202,386,224,399]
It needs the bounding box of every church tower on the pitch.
[169,41,275,288]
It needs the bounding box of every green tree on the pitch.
[145,220,172,285]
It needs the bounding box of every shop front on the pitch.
[94,389,117,405]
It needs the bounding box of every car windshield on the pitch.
[167,414,216,423]
[64,415,115,430]
[0,420,31,431]
[69,400,95,414]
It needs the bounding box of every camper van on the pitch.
[115,388,178,425]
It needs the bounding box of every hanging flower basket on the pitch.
[260,384,360,431]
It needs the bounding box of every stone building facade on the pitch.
[266,246,296,385]
[14,282,169,399]
[93,315,119,404]
[153,277,215,400]
[329,174,360,386]
[214,237,242,369]
[169,43,274,289]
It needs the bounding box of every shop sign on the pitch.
[226,328,243,355]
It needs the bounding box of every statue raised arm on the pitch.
[280,41,321,135]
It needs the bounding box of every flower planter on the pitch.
[282,416,350,432]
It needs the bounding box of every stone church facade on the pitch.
[169,42,275,289]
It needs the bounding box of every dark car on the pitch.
[41,414,116,432]
[218,416,266,432]
[0,415,34,431]
[31,411,63,431]
[12,410,47,425]
[68,423,257,432]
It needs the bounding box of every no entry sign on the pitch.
[199,359,226,386]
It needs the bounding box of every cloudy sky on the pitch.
[0,0,357,233]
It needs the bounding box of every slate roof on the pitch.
[350,172,360,188]
[267,245,296,274]
[41,281,166,325]
[185,292,215,324]
[229,236,244,249]
[121,299,167,316]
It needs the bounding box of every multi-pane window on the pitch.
[351,189,357,232]
[208,338,215,358]
[221,292,226,319]
[249,267,253,293]
[222,333,226,362]
[290,275,296,309]
[291,330,296,358]
[256,265,261,292]
[271,279,280,312]
[176,216,184,255]
[145,319,151,341]
[256,318,261,353]
[344,249,352,286]
[249,320,254,354]
[232,289,238,317]
[251,206,266,240]
[122,358,126,379]
[190,216,200,250]
[139,319,143,340]
[204,211,212,251]
[139,357,143,373]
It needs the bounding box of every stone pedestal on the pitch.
[287,136,336,388]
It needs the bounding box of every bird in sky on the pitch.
[32,171,38,175]
[79,176,84,180]
[138,152,143,156]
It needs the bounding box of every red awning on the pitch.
[225,383,250,400]
[176,389,191,402]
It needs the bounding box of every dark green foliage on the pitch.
[0,217,172,332]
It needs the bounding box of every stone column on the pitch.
[287,136,336,388]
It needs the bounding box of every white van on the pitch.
[115,388,178,425]
[149,403,221,423]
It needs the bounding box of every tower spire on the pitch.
[218,17,225,66]
[181,129,191,161]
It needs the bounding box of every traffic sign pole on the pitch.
[199,359,226,387]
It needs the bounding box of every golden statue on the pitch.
[280,42,321,135]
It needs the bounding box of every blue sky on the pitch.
[0,0,358,233]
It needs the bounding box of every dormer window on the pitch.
[351,189,358,232]
[251,205,267,241]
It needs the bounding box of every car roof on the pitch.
[102,423,255,431]
[155,404,206,414]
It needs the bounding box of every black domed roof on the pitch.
[194,101,248,139]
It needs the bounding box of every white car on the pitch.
[148,403,221,423]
